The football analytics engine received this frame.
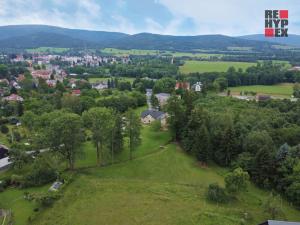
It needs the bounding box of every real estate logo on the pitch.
[265,10,288,37]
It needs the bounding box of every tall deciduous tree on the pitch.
[125,109,141,160]
[47,113,84,170]
[82,107,114,166]
[166,95,186,141]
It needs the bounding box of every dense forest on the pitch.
[166,92,300,208]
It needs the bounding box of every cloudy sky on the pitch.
[0,0,299,35]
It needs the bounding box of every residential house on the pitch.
[3,94,24,102]
[155,93,170,106]
[141,110,167,127]
[192,82,203,92]
[258,220,300,225]
[175,82,190,90]
[31,70,52,80]
[289,66,300,72]
[92,82,108,90]
[46,80,57,87]
[72,89,81,96]
[17,74,25,82]
[257,95,271,101]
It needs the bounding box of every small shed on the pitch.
[49,181,63,192]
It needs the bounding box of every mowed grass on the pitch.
[31,143,300,225]
[26,47,69,53]
[180,60,256,74]
[229,83,294,97]
[0,186,49,225]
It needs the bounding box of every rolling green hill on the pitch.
[1,124,300,225]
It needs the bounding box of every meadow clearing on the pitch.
[1,109,300,225]
[180,60,256,74]
[229,83,294,98]
[26,47,69,53]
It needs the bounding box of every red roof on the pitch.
[72,90,81,95]
[175,82,190,90]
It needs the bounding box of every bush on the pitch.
[0,124,9,134]
[26,192,61,207]
[206,183,229,203]
[225,168,249,194]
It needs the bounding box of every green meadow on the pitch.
[180,60,256,74]
[229,83,294,97]
[88,77,135,84]
[101,48,223,59]
[26,47,69,53]
[1,123,300,225]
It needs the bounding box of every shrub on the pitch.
[206,183,229,203]
[225,168,249,194]
[0,124,9,134]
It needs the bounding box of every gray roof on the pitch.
[155,93,170,97]
[261,221,300,225]
[141,110,165,120]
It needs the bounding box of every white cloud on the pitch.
[156,0,300,35]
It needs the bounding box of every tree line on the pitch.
[167,92,300,208]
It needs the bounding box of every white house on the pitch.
[141,110,167,127]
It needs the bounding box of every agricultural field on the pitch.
[88,77,135,84]
[101,48,223,59]
[26,47,69,53]
[180,60,256,74]
[229,83,294,98]
[101,48,161,56]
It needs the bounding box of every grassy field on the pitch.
[31,142,300,225]
[101,48,223,59]
[26,47,69,53]
[180,60,256,74]
[229,83,294,97]
[1,123,300,225]
[88,77,135,84]
[101,48,161,56]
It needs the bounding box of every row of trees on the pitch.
[166,92,300,207]
[187,62,300,91]
[20,108,142,170]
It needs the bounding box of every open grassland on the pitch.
[88,77,135,84]
[1,124,300,225]
[101,48,223,58]
[180,60,256,74]
[101,48,161,56]
[26,47,69,53]
[229,83,294,97]
[31,143,300,225]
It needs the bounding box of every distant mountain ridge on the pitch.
[239,34,300,47]
[0,25,293,51]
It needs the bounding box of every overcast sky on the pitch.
[0,0,299,35]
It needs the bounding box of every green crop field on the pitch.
[229,83,294,97]
[180,60,256,74]
[26,47,69,53]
